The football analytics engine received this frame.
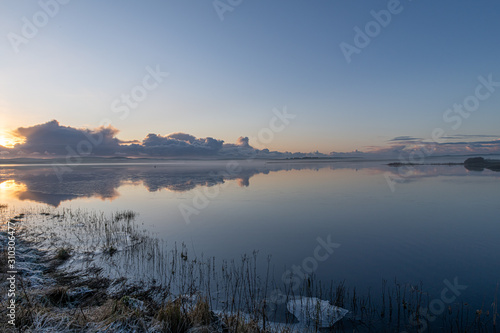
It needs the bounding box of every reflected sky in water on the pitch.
[1,159,499,306]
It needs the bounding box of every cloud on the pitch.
[164,132,197,143]
[367,135,500,158]
[6,121,231,158]
[236,136,250,147]
[4,120,332,159]
[440,134,500,140]
[3,120,500,160]
[364,144,408,157]
[134,133,224,156]
[389,136,423,142]
[13,120,121,156]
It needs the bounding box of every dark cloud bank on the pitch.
[1,120,500,159]
[2,120,334,159]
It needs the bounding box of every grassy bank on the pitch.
[0,208,275,332]
[0,206,498,332]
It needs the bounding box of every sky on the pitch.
[1,0,500,158]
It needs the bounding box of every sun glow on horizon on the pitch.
[0,130,23,148]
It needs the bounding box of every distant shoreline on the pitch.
[387,157,500,172]
[1,154,500,168]
[387,162,464,167]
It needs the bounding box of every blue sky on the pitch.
[1,0,499,155]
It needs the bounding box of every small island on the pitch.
[464,157,500,171]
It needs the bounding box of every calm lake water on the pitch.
[1,158,499,309]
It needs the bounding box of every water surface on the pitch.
[1,158,499,309]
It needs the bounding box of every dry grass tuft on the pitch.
[156,299,192,332]
[55,247,71,260]
[0,245,8,273]
[114,210,137,222]
[44,286,71,306]
[223,314,262,333]
[189,297,212,326]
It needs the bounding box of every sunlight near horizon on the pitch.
[0,130,23,148]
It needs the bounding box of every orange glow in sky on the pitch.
[0,130,23,148]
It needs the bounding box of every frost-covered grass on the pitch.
[0,208,304,332]
[0,207,498,332]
